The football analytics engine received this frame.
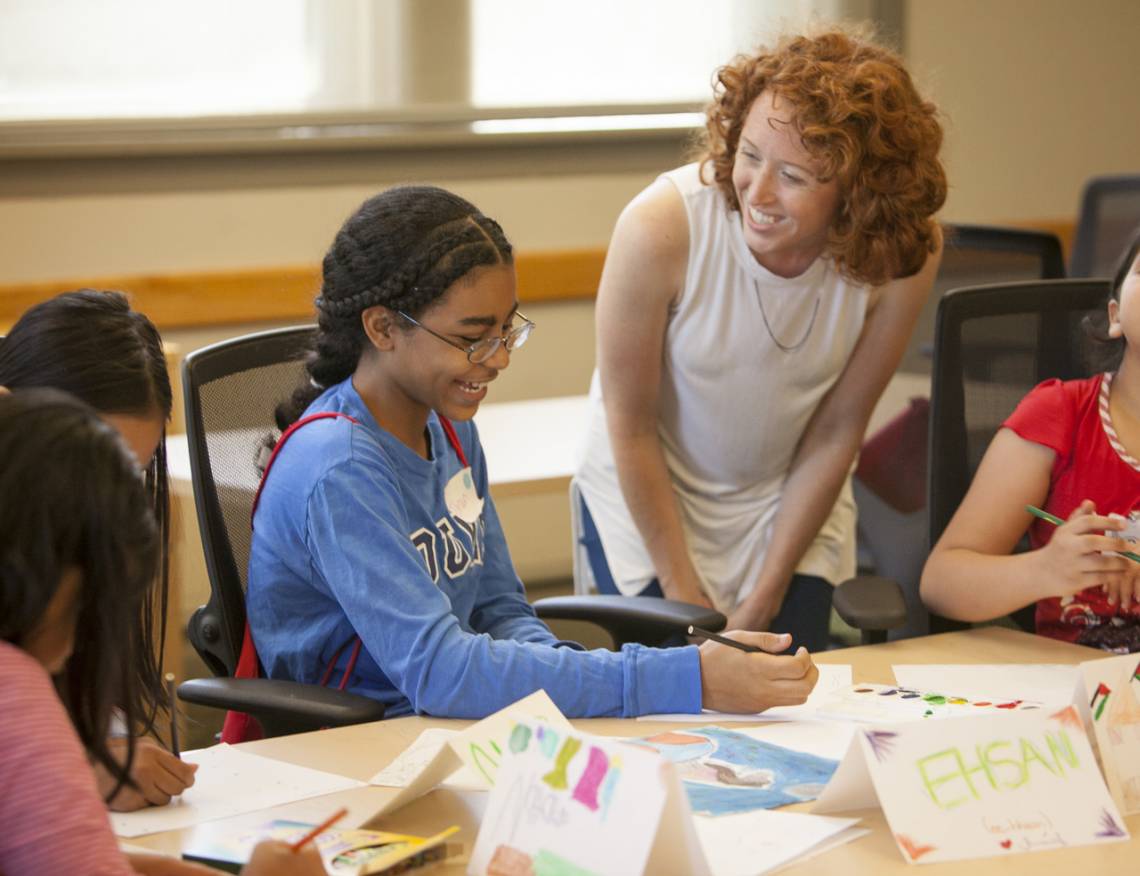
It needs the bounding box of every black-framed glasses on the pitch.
[397,310,535,364]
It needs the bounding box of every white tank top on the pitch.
[575,162,869,611]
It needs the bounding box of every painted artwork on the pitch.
[633,727,839,816]
[469,721,863,876]
[813,683,1046,723]
[1082,653,1140,814]
[815,706,1129,864]
[468,721,699,876]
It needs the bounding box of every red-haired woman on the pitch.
[575,29,947,651]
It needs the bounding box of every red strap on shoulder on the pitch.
[225,410,468,743]
[250,411,359,526]
[222,410,358,744]
[437,415,468,468]
[220,623,264,743]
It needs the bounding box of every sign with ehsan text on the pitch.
[814,707,1128,863]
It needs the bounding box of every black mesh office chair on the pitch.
[898,224,1066,374]
[925,279,1110,634]
[841,225,1067,643]
[178,326,724,731]
[177,327,387,736]
[1070,175,1140,278]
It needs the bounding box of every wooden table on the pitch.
[129,628,1137,873]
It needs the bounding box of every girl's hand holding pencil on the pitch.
[1027,501,1140,604]
[238,807,347,875]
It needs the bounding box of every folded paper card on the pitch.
[1081,652,1140,814]
[368,727,484,791]
[367,689,572,816]
[814,706,1128,863]
[469,720,861,876]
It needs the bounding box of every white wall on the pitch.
[905,0,1140,224]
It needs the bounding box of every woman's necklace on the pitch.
[754,279,820,353]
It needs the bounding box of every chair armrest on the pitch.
[832,575,908,645]
[177,677,386,738]
[533,594,726,648]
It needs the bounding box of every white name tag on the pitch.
[444,465,484,524]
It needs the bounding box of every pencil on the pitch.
[687,625,764,652]
[289,807,349,853]
[1025,505,1140,563]
[164,672,181,758]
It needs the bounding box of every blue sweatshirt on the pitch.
[246,378,701,719]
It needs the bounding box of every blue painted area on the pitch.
[641,726,839,817]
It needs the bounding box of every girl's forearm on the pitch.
[920,548,1047,621]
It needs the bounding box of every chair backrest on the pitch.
[926,279,1109,633]
[1070,175,1140,278]
[182,325,316,677]
[927,279,1110,553]
[898,223,1065,374]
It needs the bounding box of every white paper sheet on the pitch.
[693,810,863,876]
[639,664,853,722]
[891,664,1080,706]
[109,744,365,838]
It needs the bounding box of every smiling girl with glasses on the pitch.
[237,184,817,727]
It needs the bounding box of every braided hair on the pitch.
[277,185,514,429]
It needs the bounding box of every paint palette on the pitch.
[812,683,1045,723]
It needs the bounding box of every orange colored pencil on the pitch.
[289,807,349,853]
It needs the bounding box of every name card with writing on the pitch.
[814,706,1128,863]
[1082,652,1140,814]
[470,720,707,876]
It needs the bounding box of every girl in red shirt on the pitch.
[922,231,1140,651]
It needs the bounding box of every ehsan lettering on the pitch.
[916,730,1080,810]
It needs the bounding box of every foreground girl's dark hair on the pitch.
[0,289,172,735]
[277,185,513,429]
[0,389,160,797]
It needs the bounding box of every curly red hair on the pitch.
[697,30,946,286]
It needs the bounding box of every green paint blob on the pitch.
[509,723,532,753]
[923,694,947,705]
